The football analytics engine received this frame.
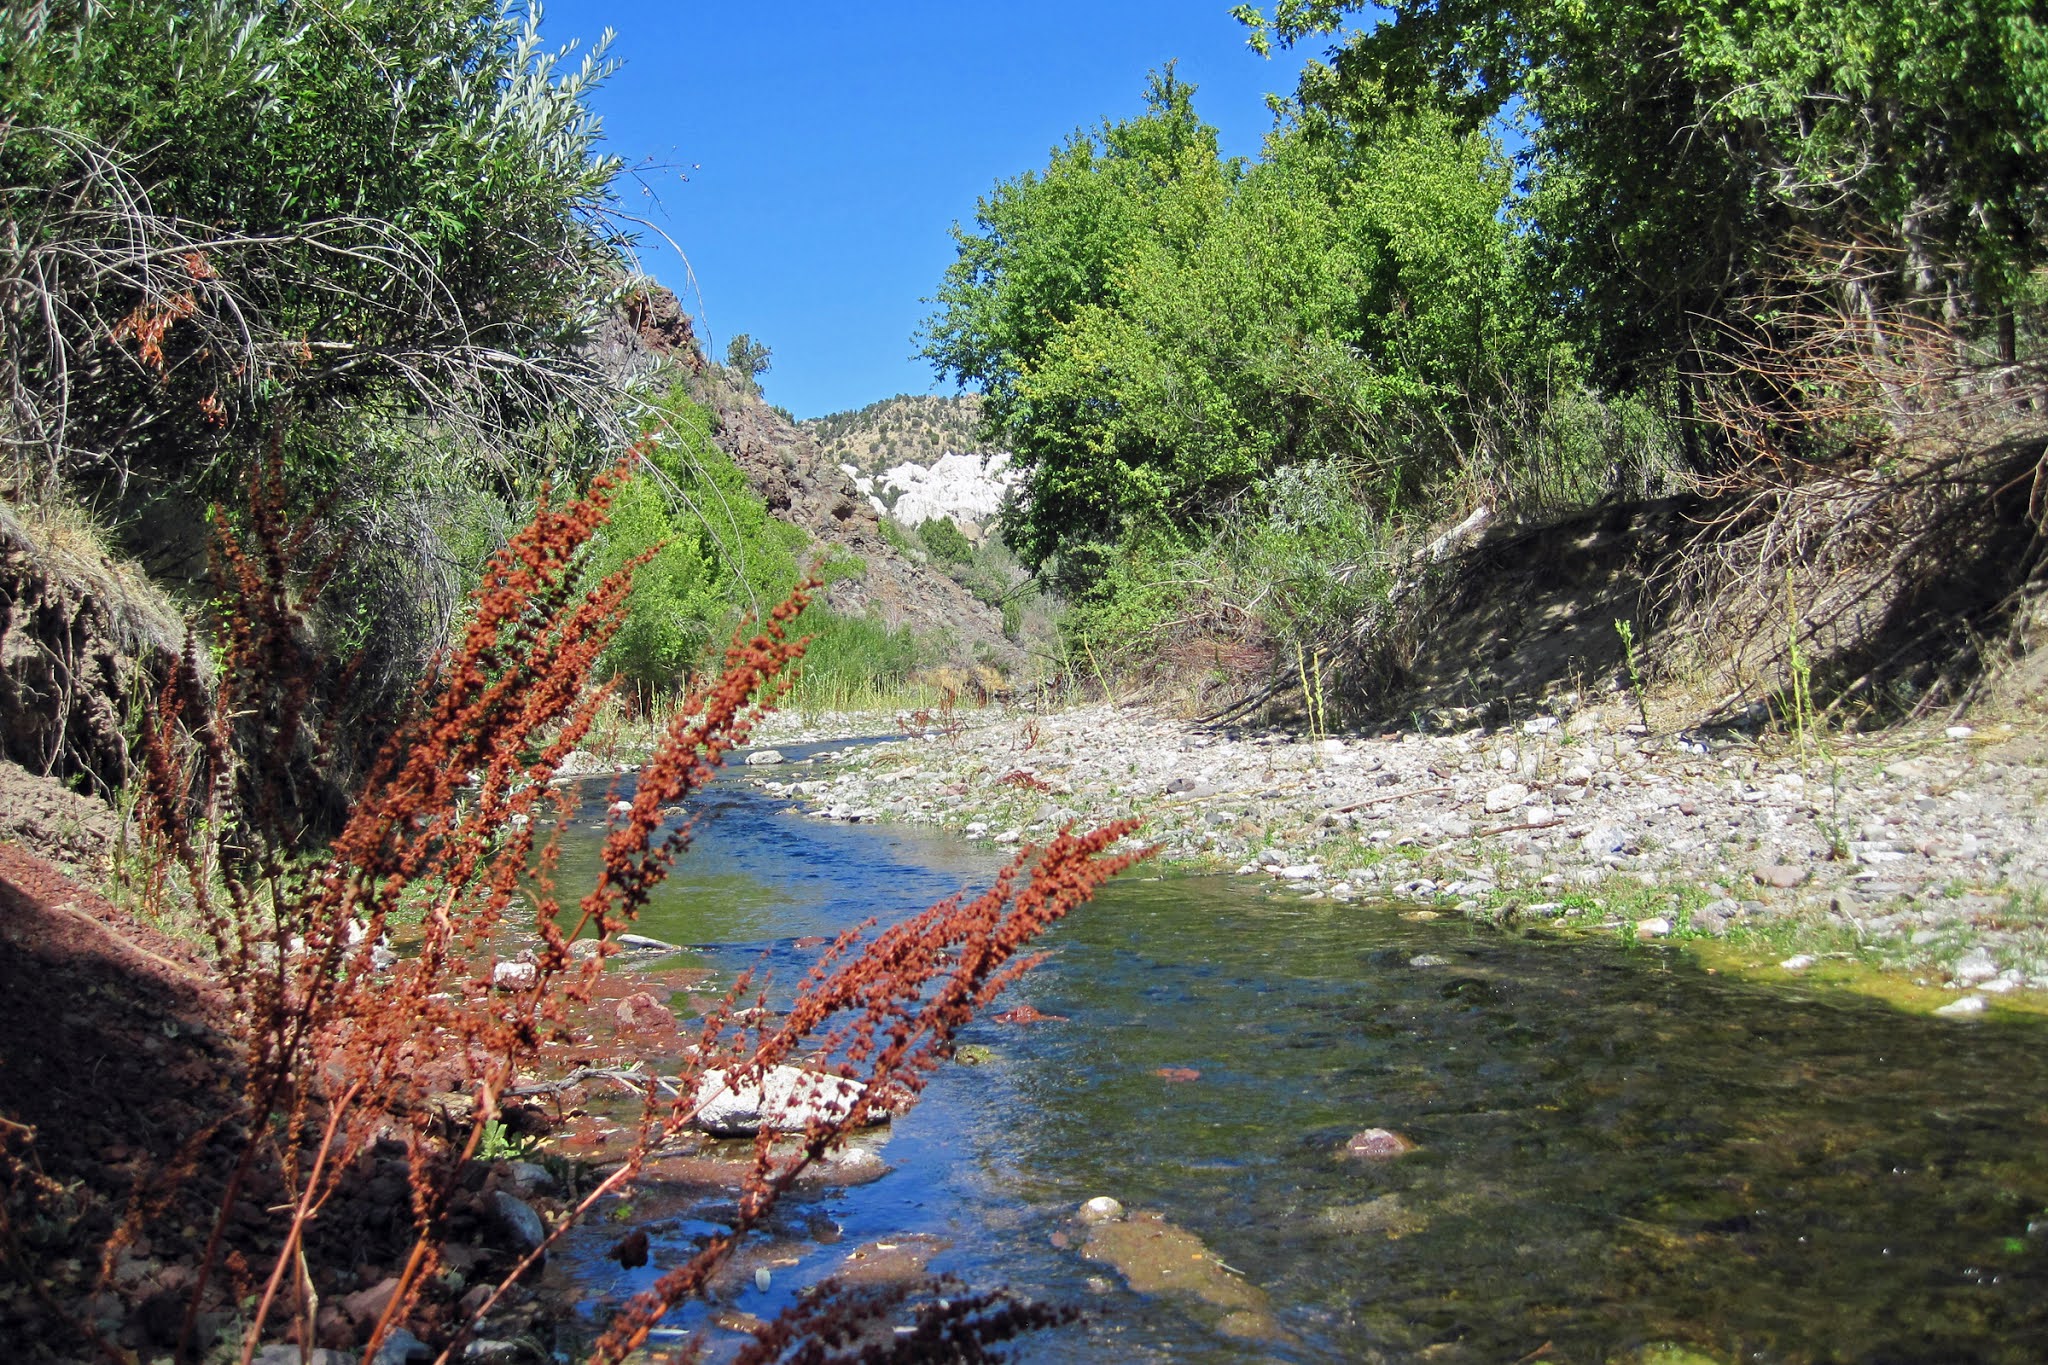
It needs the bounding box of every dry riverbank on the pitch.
[750,702,2048,1017]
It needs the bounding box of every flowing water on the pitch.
[547,742,2048,1363]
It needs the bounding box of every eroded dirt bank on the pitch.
[751,701,2048,1015]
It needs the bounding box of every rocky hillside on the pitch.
[803,394,996,474]
[584,287,1023,670]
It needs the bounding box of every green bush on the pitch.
[589,388,805,693]
[918,517,974,566]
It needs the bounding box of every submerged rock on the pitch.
[1343,1128,1418,1161]
[1314,1193,1427,1238]
[1081,1210,1287,1340]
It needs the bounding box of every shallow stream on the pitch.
[546,742,2048,1363]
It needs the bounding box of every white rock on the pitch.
[1079,1196,1126,1224]
[1523,716,1559,735]
[1277,864,1321,880]
[1779,954,1817,971]
[1934,994,1988,1017]
[492,961,537,991]
[1409,953,1451,968]
[1634,917,1671,938]
[1580,824,1627,856]
[1952,949,2000,984]
[689,1066,871,1137]
[878,450,1021,528]
[744,749,787,766]
[1945,725,1975,740]
[1484,783,1529,813]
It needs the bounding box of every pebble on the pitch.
[1484,782,1529,813]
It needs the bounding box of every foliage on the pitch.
[1234,0,2048,459]
[1,0,631,497]
[919,515,975,566]
[591,388,806,694]
[726,332,774,396]
[923,66,1565,592]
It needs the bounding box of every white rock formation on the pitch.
[875,451,1022,531]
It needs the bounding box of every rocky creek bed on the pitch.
[745,701,2048,1017]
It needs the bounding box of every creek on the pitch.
[545,741,2048,1363]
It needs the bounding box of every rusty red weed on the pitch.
[129,447,1149,1365]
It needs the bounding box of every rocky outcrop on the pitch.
[693,369,1022,667]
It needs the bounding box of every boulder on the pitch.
[689,1066,870,1137]
[489,1190,547,1256]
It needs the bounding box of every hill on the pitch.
[804,394,996,474]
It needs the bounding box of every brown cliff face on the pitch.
[692,368,1022,669]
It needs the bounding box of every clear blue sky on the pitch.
[536,2,1330,419]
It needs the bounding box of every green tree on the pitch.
[1234,0,2048,459]
[923,70,1534,590]
[725,334,773,395]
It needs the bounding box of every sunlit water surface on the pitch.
[544,743,2048,1364]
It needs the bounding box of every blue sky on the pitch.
[537,2,1330,419]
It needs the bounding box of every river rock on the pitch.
[490,1190,547,1254]
[1078,1196,1125,1224]
[1581,824,1626,856]
[690,1066,870,1137]
[744,749,786,765]
[615,991,673,1030]
[1934,994,1989,1017]
[1484,782,1529,813]
[1753,863,1808,889]
[341,1276,403,1326]
[372,1328,431,1365]
[491,960,536,991]
[1952,948,2000,984]
[1635,916,1671,938]
[1343,1128,1418,1160]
